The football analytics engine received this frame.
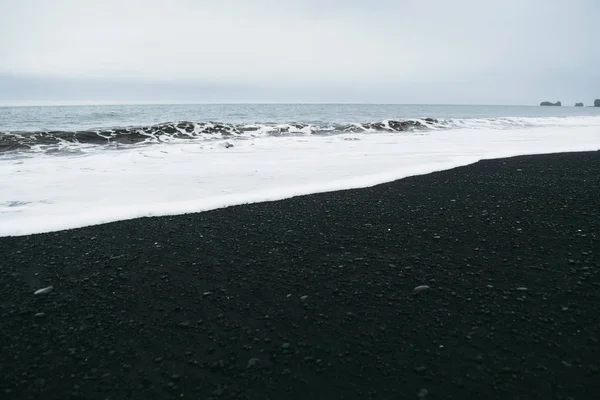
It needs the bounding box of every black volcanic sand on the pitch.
[2,152,600,400]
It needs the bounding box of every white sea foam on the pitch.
[1,123,599,237]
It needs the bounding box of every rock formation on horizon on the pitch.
[540,101,561,106]
[575,102,584,107]
[595,99,600,107]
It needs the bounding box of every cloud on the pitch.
[0,0,598,103]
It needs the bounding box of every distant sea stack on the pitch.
[594,99,600,107]
[540,101,561,106]
[575,102,584,107]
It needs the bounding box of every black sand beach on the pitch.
[1,151,600,400]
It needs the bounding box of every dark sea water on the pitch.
[1,103,599,132]
[1,104,599,155]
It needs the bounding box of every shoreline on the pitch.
[1,151,600,399]
[3,126,600,238]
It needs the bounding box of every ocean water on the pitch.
[1,104,599,236]
[1,103,600,138]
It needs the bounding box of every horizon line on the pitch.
[0,101,540,108]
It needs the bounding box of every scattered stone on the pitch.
[34,286,53,295]
[282,343,291,349]
[413,285,430,294]
[34,312,46,317]
[414,365,428,374]
[202,291,213,297]
[516,287,528,291]
[210,360,226,370]
[247,358,261,368]
[418,388,429,398]
[300,295,308,301]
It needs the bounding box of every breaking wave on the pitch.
[0,119,437,153]
[2,115,600,154]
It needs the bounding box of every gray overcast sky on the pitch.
[0,0,598,105]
